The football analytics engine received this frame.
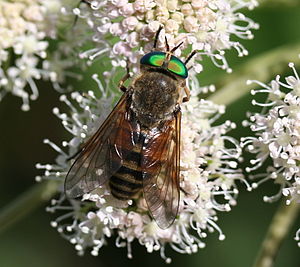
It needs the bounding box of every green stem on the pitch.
[208,42,300,105]
[253,200,300,267]
[258,0,300,8]
[0,180,58,235]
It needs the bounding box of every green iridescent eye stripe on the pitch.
[167,56,188,78]
[140,51,165,67]
[149,54,165,66]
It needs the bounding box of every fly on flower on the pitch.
[64,27,196,229]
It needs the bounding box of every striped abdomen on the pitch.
[109,140,144,200]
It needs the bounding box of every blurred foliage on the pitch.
[0,3,300,267]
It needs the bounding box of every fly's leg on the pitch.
[118,60,131,93]
[118,60,131,92]
[173,104,181,115]
[118,73,130,93]
[182,85,190,103]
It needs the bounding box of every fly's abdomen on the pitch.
[109,145,143,200]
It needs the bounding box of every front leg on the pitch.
[173,103,181,115]
[118,60,131,92]
[182,85,190,103]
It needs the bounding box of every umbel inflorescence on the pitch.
[0,0,89,110]
[242,63,300,246]
[36,74,248,262]
[242,63,300,204]
[78,0,258,72]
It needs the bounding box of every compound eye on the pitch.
[140,51,165,67]
[167,56,188,78]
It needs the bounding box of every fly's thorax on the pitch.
[131,70,182,128]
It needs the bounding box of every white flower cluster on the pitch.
[241,63,300,206]
[78,0,258,73]
[0,0,88,110]
[36,74,247,262]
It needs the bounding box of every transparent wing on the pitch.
[65,92,139,198]
[141,111,181,229]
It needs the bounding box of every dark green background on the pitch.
[0,4,300,267]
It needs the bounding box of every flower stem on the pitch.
[208,42,300,106]
[0,181,58,234]
[253,199,300,267]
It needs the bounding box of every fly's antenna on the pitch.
[185,50,197,65]
[170,42,184,54]
[165,36,170,52]
[163,36,173,65]
[153,25,163,50]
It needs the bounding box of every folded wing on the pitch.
[141,111,181,229]
[65,92,140,198]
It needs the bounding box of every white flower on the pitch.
[37,73,247,262]
[241,63,300,205]
[0,0,90,110]
[78,0,258,73]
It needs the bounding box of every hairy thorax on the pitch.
[131,71,180,128]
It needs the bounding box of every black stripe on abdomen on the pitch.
[109,130,149,200]
[109,159,143,200]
